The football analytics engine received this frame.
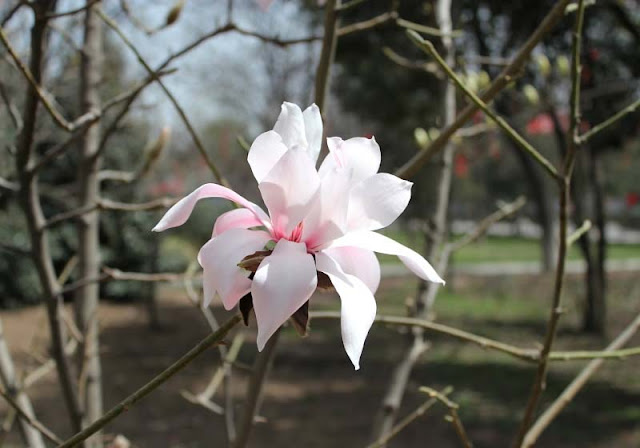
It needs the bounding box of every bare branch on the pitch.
[57,314,242,448]
[395,0,573,180]
[97,8,231,187]
[512,2,587,446]
[45,0,100,19]
[367,386,454,448]
[420,387,473,448]
[0,387,62,445]
[337,11,396,37]
[567,219,591,246]
[408,32,560,181]
[523,312,640,447]
[382,46,440,75]
[396,17,462,38]
[578,97,640,143]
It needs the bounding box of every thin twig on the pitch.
[447,196,527,253]
[367,386,454,448]
[311,312,539,362]
[408,32,560,181]
[96,8,230,188]
[0,387,63,445]
[567,220,591,246]
[337,11,396,37]
[394,0,572,180]
[58,314,242,448]
[233,329,281,448]
[46,0,100,19]
[523,312,640,447]
[578,97,640,143]
[420,387,473,448]
[511,2,587,446]
[396,18,462,38]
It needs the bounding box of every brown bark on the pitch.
[15,0,83,433]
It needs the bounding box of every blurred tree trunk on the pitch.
[0,318,45,448]
[583,146,607,333]
[372,0,455,441]
[75,2,104,446]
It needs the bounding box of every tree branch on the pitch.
[57,314,242,448]
[394,0,573,180]
[523,312,640,447]
[408,32,560,181]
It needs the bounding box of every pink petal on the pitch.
[247,131,288,183]
[328,230,444,284]
[303,104,322,163]
[273,102,307,150]
[252,239,317,350]
[198,229,272,309]
[212,208,264,237]
[152,183,270,232]
[322,247,380,294]
[318,136,381,184]
[301,168,350,250]
[315,251,376,370]
[347,173,413,231]
[259,147,320,236]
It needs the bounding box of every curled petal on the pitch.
[247,131,288,183]
[152,183,270,232]
[198,229,272,309]
[259,147,320,236]
[273,102,307,150]
[319,136,381,184]
[212,208,265,237]
[303,104,323,163]
[252,239,317,350]
[315,252,376,370]
[328,230,444,284]
[322,247,380,294]
[348,173,413,231]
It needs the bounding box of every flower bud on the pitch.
[477,71,490,90]
[536,54,551,77]
[522,84,540,105]
[166,0,185,26]
[414,127,429,149]
[556,55,570,77]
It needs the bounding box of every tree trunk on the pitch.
[0,318,45,448]
[75,2,104,446]
[583,147,607,333]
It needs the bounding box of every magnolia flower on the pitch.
[153,102,444,369]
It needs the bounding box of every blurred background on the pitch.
[0,0,639,447]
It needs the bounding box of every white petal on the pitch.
[252,240,317,350]
[247,131,289,183]
[212,208,264,237]
[301,168,350,250]
[303,104,322,163]
[322,246,380,294]
[348,173,413,231]
[273,102,307,150]
[259,147,320,236]
[316,251,376,370]
[198,229,272,309]
[328,230,444,284]
[152,183,270,232]
[318,136,381,184]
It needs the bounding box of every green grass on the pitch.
[379,229,640,264]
